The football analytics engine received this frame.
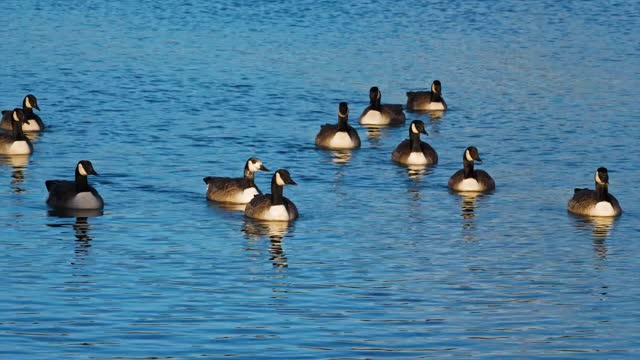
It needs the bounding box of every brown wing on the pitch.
[204,177,254,202]
[391,139,411,163]
[419,142,438,164]
[475,170,495,190]
[315,123,338,147]
[448,169,465,189]
[244,194,272,219]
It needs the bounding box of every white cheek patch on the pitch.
[12,112,19,122]
[432,83,436,92]
[25,97,32,109]
[410,123,418,133]
[465,150,474,162]
[338,109,348,117]
[275,172,285,186]
[248,161,261,172]
[78,163,88,176]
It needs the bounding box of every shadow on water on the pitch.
[242,219,293,268]
[0,154,31,193]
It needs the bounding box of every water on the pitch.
[1,0,639,358]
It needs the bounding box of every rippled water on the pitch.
[1,0,639,358]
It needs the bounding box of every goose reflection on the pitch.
[330,150,352,164]
[452,192,485,241]
[47,209,102,262]
[570,215,615,259]
[0,154,30,193]
[242,220,292,268]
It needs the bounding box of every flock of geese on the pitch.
[0,81,622,221]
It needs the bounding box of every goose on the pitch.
[315,102,361,149]
[568,167,621,217]
[359,86,406,126]
[45,160,104,210]
[0,109,33,155]
[244,169,298,221]
[391,120,437,165]
[203,157,269,204]
[1,94,44,131]
[406,80,447,111]
[448,146,495,192]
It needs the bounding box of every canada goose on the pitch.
[315,102,361,149]
[406,80,447,111]
[0,109,33,155]
[448,146,495,192]
[245,169,298,221]
[568,167,621,217]
[391,120,437,165]
[203,157,269,204]
[359,86,406,125]
[0,94,44,131]
[45,160,104,210]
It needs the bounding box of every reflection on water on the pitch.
[570,215,615,260]
[406,165,430,179]
[364,126,383,142]
[242,220,292,268]
[0,155,30,193]
[452,192,485,242]
[330,150,352,164]
[46,210,102,264]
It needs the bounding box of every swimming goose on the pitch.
[1,94,44,131]
[359,86,406,126]
[203,157,269,204]
[0,109,33,155]
[391,120,437,165]
[406,80,447,111]
[568,167,621,217]
[448,146,495,192]
[315,102,361,149]
[244,169,298,221]
[45,160,104,210]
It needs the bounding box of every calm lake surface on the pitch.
[1,0,639,358]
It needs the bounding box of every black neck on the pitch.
[12,121,28,140]
[75,171,91,192]
[23,107,35,118]
[243,167,256,187]
[337,115,349,131]
[595,182,609,201]
[270,179,284,205]
[430,91,443,102]
[463,158,475,178]
[369,97,381,110]
[409,131,422,152]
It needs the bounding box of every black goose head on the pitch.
[24,94,40,111]
[338,102,349,119]
[274,169,297,187]
[464,146,482,163]
[431,80,442,95]
[595,167,609,186]
[76,160,99,177]
[409,120,428,136]
[246,157,269,173]
[369,86,381,107]
[11,108,26,124]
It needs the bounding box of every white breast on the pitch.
[8,140,32,155]
[420,102,446,111]
[406,151,428,165]
[590,201,616,217]
[360,110,387,125]
[455,178,483,192]
[238,187,260,203]
[22,120,42,131]
[265,204,290,221]
[68,192,103,209]
[328,132,355,149]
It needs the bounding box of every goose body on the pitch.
[204,158,269,204]
[0,109,33,155]
[568,168,621,217]
[359,87,406,126]
[46,160,104,210]
[0,95,44,131]
[245,169,298,221]
[391,120,437,165]
[406,80,447,111]
[448,146,495,192]
[316,102,361,149]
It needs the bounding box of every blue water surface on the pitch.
[1,0,639,358]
